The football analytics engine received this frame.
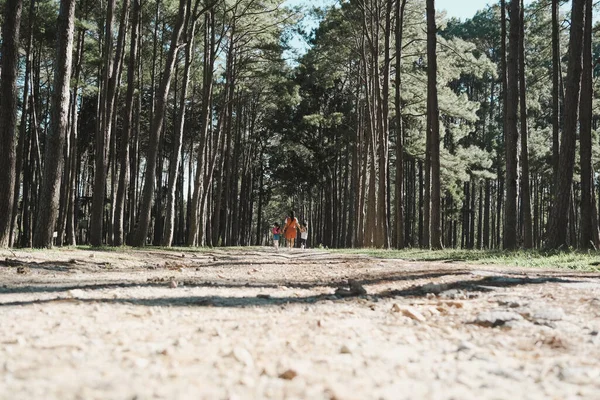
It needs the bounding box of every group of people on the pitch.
[272,211,308,250]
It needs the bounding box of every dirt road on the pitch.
[1,247,599,399]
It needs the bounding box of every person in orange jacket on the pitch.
[282,210,300,249]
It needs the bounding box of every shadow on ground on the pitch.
[0,274,587,308]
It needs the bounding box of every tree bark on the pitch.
[10,0,35,247]
[0,0,23,247]
[551,0,560,188]
[33,0,76,248]
[65,25,86,246]
[578,0,599,249]
[90,0,117,246]
[427,0,442,249]
[394,0,407,249]
[519,0,532,248]
[187,8,216,246]
[115,0,141,246]
[504,0,520,250]
[163,0,197,247]
[546,0,586,249]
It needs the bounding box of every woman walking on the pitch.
[283,211,300,249]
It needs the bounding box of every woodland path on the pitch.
[1,247,600,399]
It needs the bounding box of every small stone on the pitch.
[533,308,565,322]
[335,280,367,297]
[439,300,464,309]
[457,341,475,352]
[279,369,298,380]
[558,367,598,385]
[232,347,254,368]
[498,298,529,308]
[257,294,271,299]
[340,345,352,354]
[473,311,523,328]
[401,306,427,322]
[169,280,178,289]
[422,283,448,294]
[16,266,29,274]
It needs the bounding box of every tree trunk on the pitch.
[132,0,188,246]
[163,3,197,247]
[427,0,442,249]
[32,0,76,248]
[551,0,560,188]
[578,0,600,249]
[504,0,520,250]
[90,0,116,246]
[65,25,86,246]
[115,0,141,246]
[394,0,407,249]
[10,0,35,247]
[187,8,216,246]
[546,0,586,249]
[519,0,532,248]
[0,0,23,247]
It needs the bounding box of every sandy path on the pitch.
[1,247,600,399]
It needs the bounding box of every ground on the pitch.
[1,247,600,400]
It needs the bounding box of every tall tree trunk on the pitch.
[551,0,560,188]
[32,0,76,247]
[394,0,407,249]
[163,1,197,247]
[579,0,600,249]
[132,0,188,246]
[10,0,35,247]
[187,8,215,246]
[519,0,532,248]
[497,0,507,250]
[90,0,117,246]
[377,0,391,249]
[483,179,491,248]
[546,0,586,249]
[427,0,442,249]
[115,0,141,246]
[65,25,86,246]
[0,0,23,247]
[504,0,520,250]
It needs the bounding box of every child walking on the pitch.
[272,223,281,250]
[299,221,308,249]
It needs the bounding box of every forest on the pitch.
[0,0,598,251]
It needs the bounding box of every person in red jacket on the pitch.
[272,223,281,250]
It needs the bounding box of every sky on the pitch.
[282,0,536,61]
[285,0,535,21]
[437,0,533,19]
